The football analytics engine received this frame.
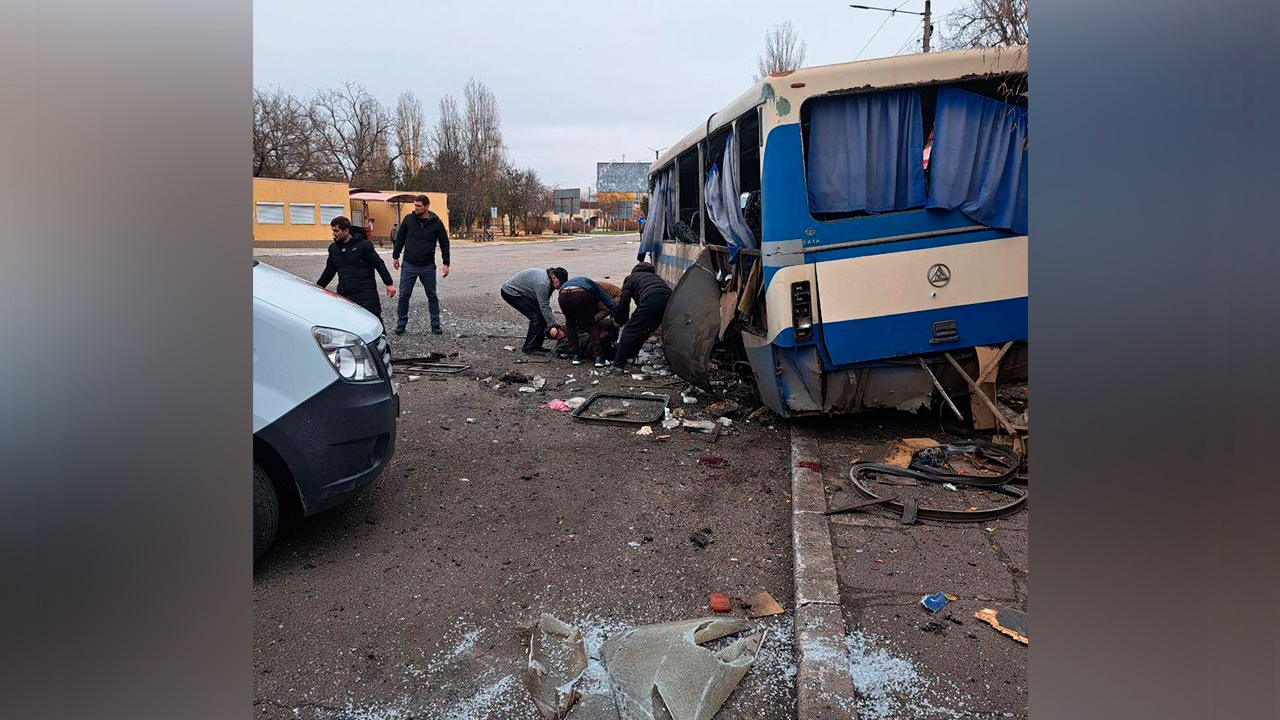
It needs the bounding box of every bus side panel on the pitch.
[813,235,1028,366]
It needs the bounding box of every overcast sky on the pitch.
[254,0,967,192]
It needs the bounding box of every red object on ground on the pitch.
[710,592,731,613]
[796,460,822,471]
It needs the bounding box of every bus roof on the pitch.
[650,45,1027,174]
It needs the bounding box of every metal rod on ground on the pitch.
[917,357,965,420]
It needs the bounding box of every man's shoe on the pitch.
[431,328,443,335]
[593,357,607,368]
[571,355,583,365]
[393,328,406,335]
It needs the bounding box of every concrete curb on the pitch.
[791,430,860,720]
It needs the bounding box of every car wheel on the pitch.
[253,462,279,564]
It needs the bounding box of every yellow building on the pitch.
[252,178,351,246]
[252,178,449,247]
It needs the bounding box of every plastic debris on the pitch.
[519,386,537,393]
[921,592,950,613]
[542,399,573,412]
[631,374,645,381]
[709,593,731,613]
[682,420,716,433]
[662,418,681,430]
[407,375,422,382]
[504,345,515,351]
[717,417,733,427]
[943,483,960,491]
[635,426,654,436]
[533,376,547,389]
[682,395,698,405]
[601,617,766,720]
[522,613,588,719]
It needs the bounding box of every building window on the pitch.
[288,203,316,225]
[319,204,345,224]
[256,202,285,225]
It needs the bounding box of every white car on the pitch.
[252,260,398,563]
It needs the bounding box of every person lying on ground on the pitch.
[557,276,621,366]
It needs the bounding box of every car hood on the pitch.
[253,260,383,342]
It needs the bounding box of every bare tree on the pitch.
[252,86,321,179]
[754,20,807,82]
[392,90,426,185]
[420,94,468,230]
[461,77,507,232]
[311,80,391,183]
[939,0,1028,50]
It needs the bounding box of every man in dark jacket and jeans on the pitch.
[392,195,450,335]
[612,262,672,369]
[316,216,395,321]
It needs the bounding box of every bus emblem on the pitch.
[928,264,951,287]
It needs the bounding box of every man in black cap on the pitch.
[500,267,568,354]
[316,215,395,321]
[612,261,672,369]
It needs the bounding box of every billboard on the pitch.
[553,188,580,215]
[596,162,649,194]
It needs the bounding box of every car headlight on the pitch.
[312,327,380,381]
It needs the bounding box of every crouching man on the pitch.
[612,262,671,369]
[500,267,567,354]
[557,276,621,367]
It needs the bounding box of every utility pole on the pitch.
[922,0,932,53]
[849,3,933,53]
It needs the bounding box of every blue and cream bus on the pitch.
[640,46,1028,418]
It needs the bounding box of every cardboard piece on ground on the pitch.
[974,607,1029,645]
[744,592,785,618]
[882,438,941,468]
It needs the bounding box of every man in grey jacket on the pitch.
[501,267,568,354]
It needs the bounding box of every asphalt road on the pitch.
[253,234,799,719]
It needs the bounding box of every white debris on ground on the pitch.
[308,608,798,720]
[846,630,976,720]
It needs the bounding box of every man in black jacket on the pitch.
[391,194,451,335]
[612,262,672,369]
[317,216,396,320]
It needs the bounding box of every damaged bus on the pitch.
[640,46,1028,418]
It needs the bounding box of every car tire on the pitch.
[253,462,279,564]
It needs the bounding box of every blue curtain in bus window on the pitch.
[806,89,925,214]
[927,87,1028,234]
[639,165,675,261]
[704,129,758,260]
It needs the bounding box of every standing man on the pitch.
[612,261,672,369]
[316,216,396,320]
[557,276,620,366]
[392,195,450,335]
[501,267,567,354]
